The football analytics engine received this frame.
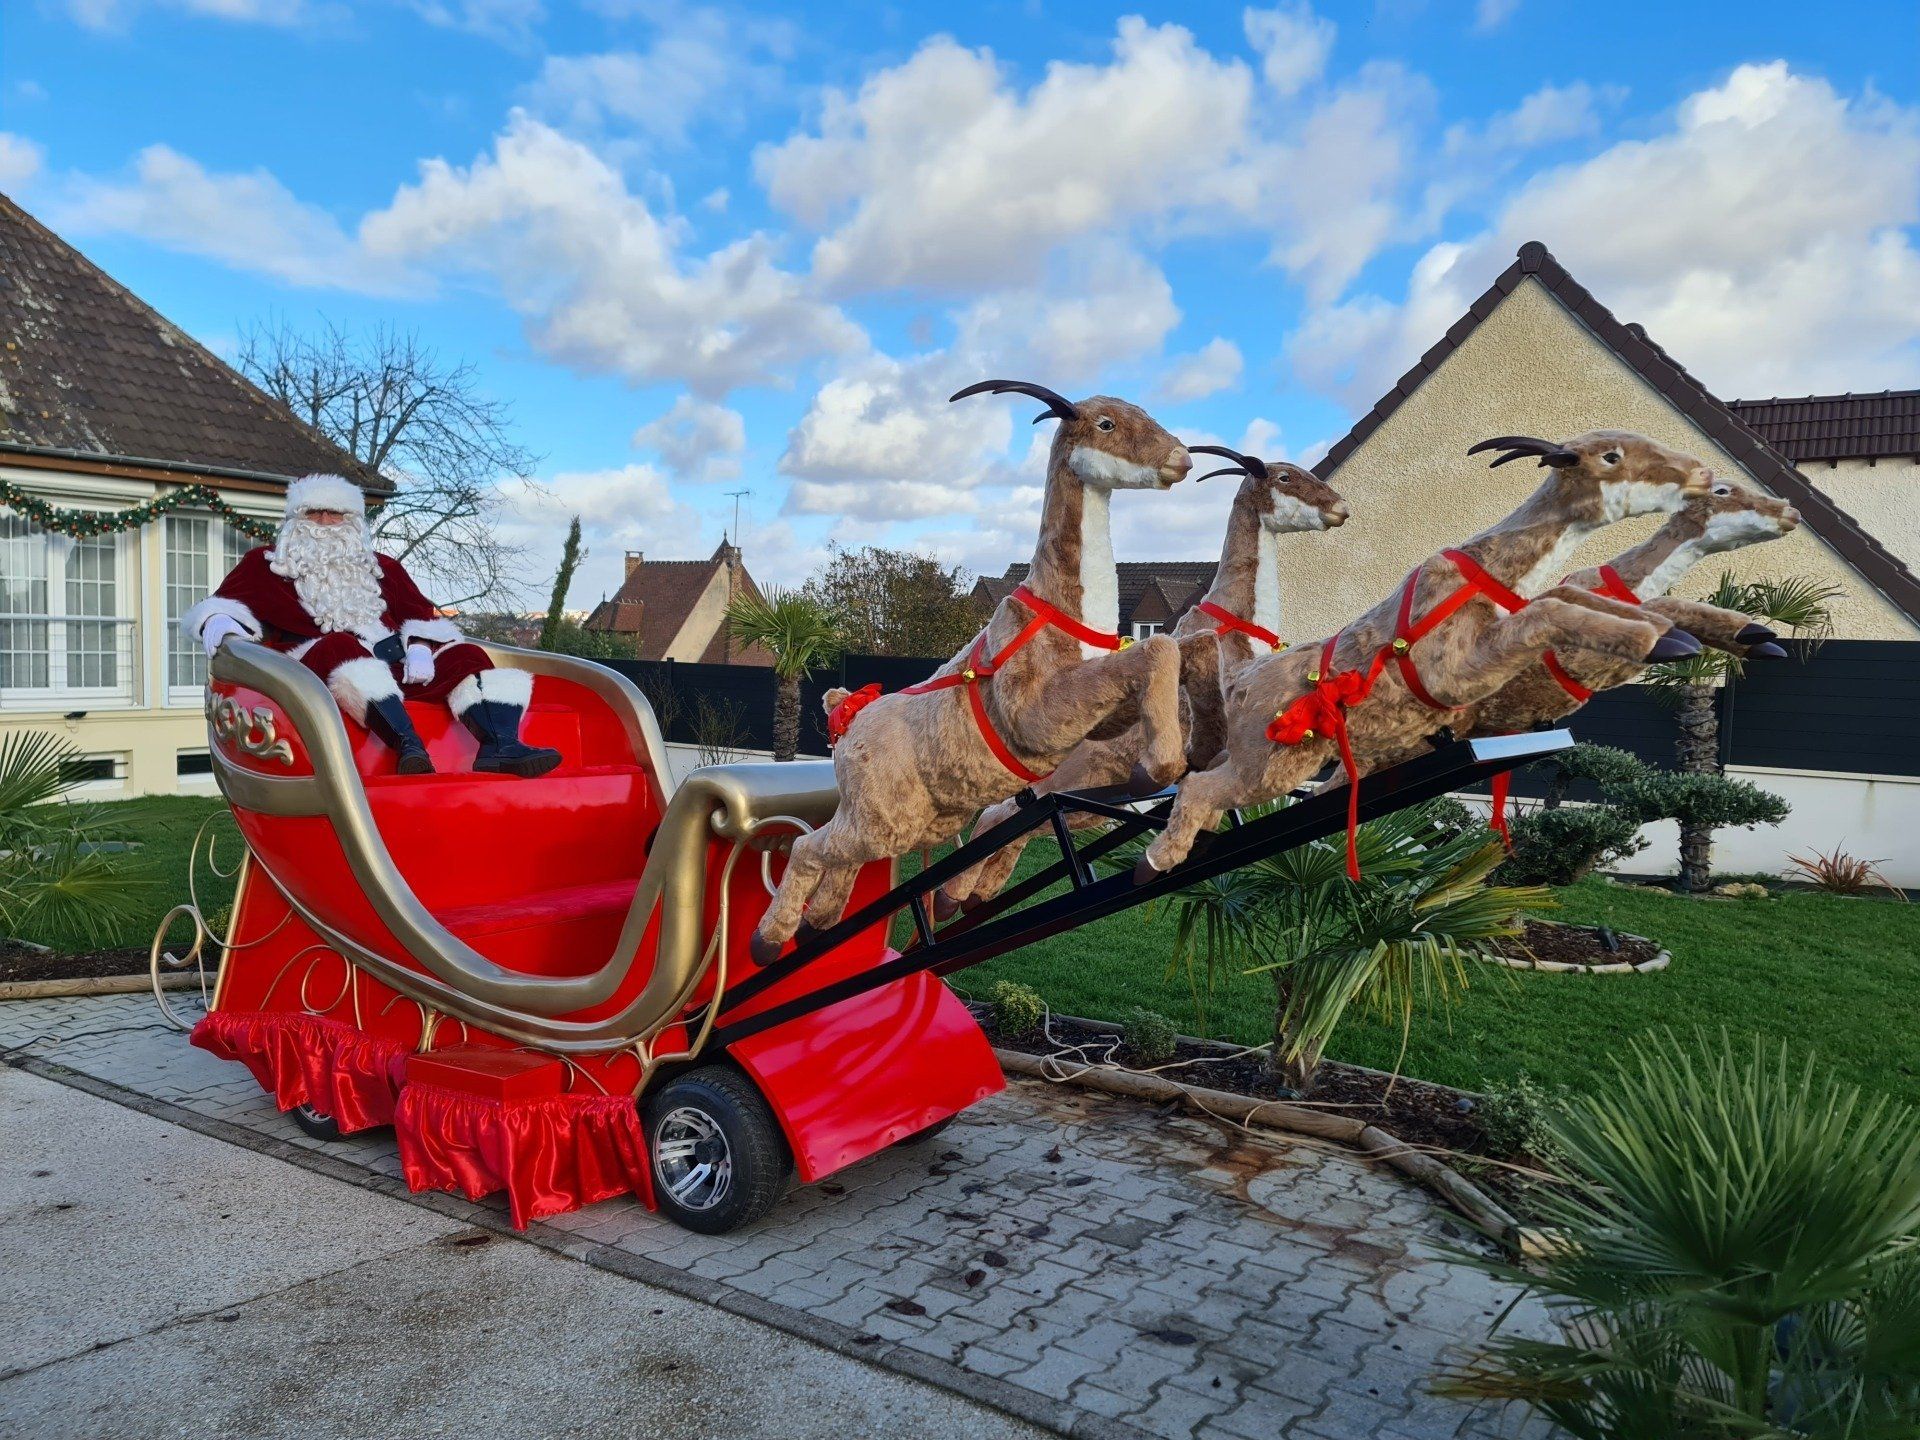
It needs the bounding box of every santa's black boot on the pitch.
[461,699,561,778]
[364,695,435,775]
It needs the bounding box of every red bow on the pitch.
[826,683,883,746]
[1268,668,1376,880]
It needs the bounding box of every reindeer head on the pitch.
[1678,480,1801,554]
[951,380,1191,490]
[1190,445,1351,533]
[1468,431,1714,520]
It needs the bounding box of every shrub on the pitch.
[1785,846,1906,899]
[1615,769,1791,831]
[984,979,1045,1037]
[1537,742,1653,809]
[1474,1074,1567,1169]
[1496,804,1647,887]
[1122,1006,1179,1065]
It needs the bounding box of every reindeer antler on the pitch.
[1468,435,1580,469]
[1188,443,1264,483]
[950,379,1079,424]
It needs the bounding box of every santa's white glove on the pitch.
[403,642,435,685]
[200,613,249,656]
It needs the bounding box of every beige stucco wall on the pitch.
[662,564,730,662]
[1800,457,1920,574]
[2,464,281,798]
[1289,279,1919,642]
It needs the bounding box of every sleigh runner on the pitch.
[174,631,1569,1235]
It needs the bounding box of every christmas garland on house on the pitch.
[0,480,279,542]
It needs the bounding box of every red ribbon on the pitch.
[1267,656,1379,881]
[1195,600,1280,649]
[826,682,883,746]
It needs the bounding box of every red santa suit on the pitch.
[184,472,556,778]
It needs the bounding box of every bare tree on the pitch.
[239,319,540,608]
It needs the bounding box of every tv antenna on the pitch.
[724,488,751,541]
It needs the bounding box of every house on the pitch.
[1301,241,1920,644]
[971,562,1219,640]
[1728,390,1919,573]
[581,541,772,664]
[0,194,386,797]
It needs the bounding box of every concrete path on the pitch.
[0,994,1555,1439]
[0,1067,1038,1439]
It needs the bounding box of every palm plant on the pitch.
[1645,572,1838,891]
[1441,1030,1920,1438]
[1143,800,1547,1093]
[0,730,148,947]
[725,588,844,761]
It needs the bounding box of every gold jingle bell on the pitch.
[962,668,977,682]
[1391,637,1410,652]
[1306,670,1321,684]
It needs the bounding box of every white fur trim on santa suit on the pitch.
[400,616,463,644]
[447,667,531,717]
[182,594,263,644]
[326,656,401,726]
[284,473,366,519]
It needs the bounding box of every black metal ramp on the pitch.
[710,730,1571,1048]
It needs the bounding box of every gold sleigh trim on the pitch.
[205,691,295,767]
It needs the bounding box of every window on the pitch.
[0,511,131,708]
[166,515,251,695]
[1131,621,1165,640]
[177,749,214,777]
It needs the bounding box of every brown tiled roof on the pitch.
[994,561,1217,625]
[1727,390,1920,464]
[583,541,772,664]
[1313,240,1920,630]
[0,193,383,490]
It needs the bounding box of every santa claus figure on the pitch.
[184,473,560,779]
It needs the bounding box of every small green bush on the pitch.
[1497,804,1647,886]
[1475,1073,1567,1168]
[1615,770,1791,831]
[1540,742,1655,807]
[1122,1006,1179,1064]
[984,979,1045,1037]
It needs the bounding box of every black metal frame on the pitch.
[709,730,1572,1049]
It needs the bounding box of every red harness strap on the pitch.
[1194,600,1280,650]
[1268,549,1532,877]
[885,584,1123,784]
[1537,565,1642,706]
[1592,564,1642,605]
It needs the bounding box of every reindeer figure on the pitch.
[935,445,1349,915]
[1136,431,1717,880]
[751,381,1192,962]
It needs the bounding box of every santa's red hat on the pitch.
[284,473,366,520]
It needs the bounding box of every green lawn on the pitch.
[32,796,1920,1104]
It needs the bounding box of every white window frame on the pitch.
[164,513,252,705]
[1131,621,1165,640]
[0,513,136,711]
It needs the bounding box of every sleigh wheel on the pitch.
[292,1104,342,1142]
[894,1115,957,1147]
[644,1066,791,1234]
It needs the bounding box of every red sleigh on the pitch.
[190,640,1003,1232]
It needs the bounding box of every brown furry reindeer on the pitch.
[1135,431,1718,882]
[934,445,1350,916]
[750,381,1193,963]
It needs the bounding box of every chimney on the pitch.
[624,551,644,578]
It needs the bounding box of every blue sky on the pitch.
[3,0,1916,607]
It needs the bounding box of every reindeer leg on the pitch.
[1025,634,1186,795]
[1138,742,1331,878]
[1533,586,1699,660]
[937,796,1025,917]
[754,826,833,961]
[1640,597,1784,657]
[1179,632,1228,772]
[802,862,862,931]
[1433,599,1669,707]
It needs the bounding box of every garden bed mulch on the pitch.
[0,940,154,984]
[977,1008,1550,1220]
[1491,918,1664,971]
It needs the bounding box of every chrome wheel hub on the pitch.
[653,1106,733,1211]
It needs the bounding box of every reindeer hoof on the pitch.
[748,930,786,967]
[932,890,960,923]
[1648,629,1701,660]
[1748,640,1789,659]
[1735,623,1777,645]
[960,894,984,913]
[1127,763,1169,798]
[1132,854,1163,886]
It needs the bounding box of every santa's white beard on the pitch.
[269,516,386,636]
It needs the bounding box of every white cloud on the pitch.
[496,463,707,604]
[632,395,747,483]
[0,133,45,190]
[1294,63,1920,407]
[1444,82,1611,159]
[756,20,1255,295]
[410,0,544,44]
[1157,337,1244,403]
[1244,3,1336,99]
[49,145,420,294]
[63,0,317,28]
[955,244,1180,382]
[1474,0,1520,32]
[361,111,864,396]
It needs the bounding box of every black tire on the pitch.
[894,1114,958,1147]
[643,1066,792,1234]
[292,1104,342,1141]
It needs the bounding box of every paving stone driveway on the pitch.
[1,994,1555,1439]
